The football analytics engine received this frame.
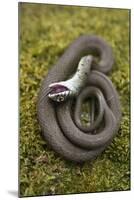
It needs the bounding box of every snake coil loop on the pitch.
[37,35,121,163]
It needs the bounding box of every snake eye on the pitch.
[57,95,64,102]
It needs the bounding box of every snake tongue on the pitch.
[49,84,69,95]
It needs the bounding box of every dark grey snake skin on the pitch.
[37,35,121,163]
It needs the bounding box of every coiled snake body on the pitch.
[37,35,121,163]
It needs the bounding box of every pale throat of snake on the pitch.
[48,55,93,102]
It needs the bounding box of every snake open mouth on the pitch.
[48,84,70,102]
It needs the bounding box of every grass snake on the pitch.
[37,35,121,163]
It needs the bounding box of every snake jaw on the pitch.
[48,83,70,102]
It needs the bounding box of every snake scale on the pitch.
[37,35,121,163]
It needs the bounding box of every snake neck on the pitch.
[64,55,93,94]
[48,55,93,102]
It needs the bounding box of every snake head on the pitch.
[48,82,70,102]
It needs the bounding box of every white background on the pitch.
[0,0,133,199]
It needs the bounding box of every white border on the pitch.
[18,0,133,9]
[0,0,133,199]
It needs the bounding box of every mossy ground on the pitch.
[19,3,130,197]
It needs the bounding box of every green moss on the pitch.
[19,3,130,197]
